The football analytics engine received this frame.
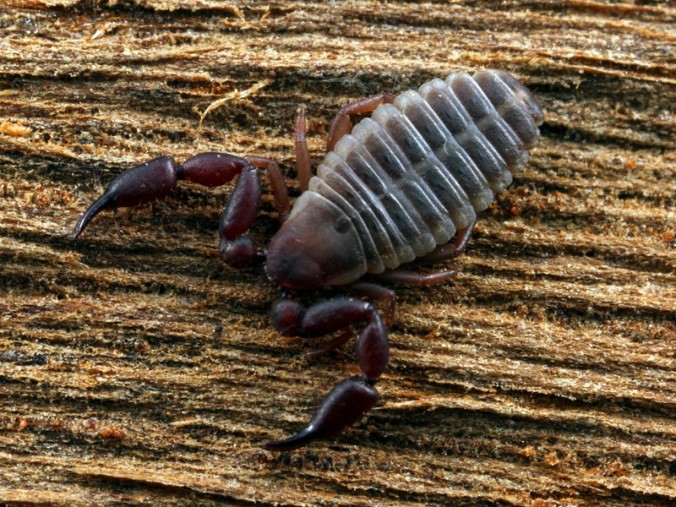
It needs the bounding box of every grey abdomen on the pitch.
[309,70,544,273]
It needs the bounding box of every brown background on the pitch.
[0,1,674,505]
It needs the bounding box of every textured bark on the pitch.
[0,1,674,506]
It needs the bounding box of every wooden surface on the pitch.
[1,1,674,505]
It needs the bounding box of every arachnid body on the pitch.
[72,69,543,450]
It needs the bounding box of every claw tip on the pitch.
[263,426,318,452]
[70,193,115,241]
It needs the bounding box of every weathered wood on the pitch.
[0,1,674,505]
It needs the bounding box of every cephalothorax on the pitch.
[72,70,543,450]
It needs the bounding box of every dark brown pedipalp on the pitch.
[264,378,379,451]
[72,156,178,241]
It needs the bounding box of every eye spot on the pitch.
[334,216,350,233]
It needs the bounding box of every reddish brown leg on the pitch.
[374,220,477,287]
[266,296,388,451]
[376,267,460,287]
[293,94,395,192]
[294,107,312,192]
[345,282,396,326]
[244,156,290,223]
[303,329,352,360]
[326,94,396,152]
[421,219,477,263]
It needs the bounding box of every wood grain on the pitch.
[1,1,674,505]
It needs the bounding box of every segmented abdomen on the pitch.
[308,70,543,273]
